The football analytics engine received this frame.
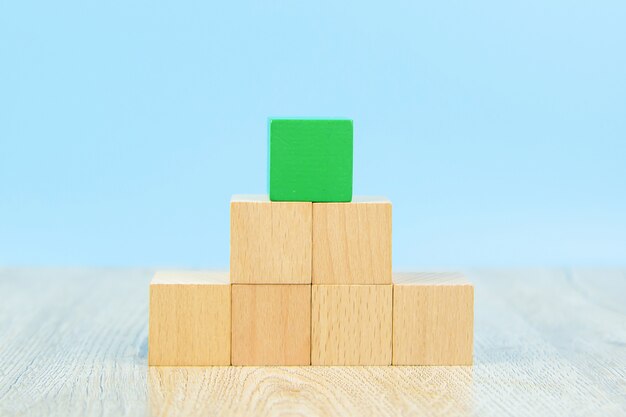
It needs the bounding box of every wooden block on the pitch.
[393,272,474,365]
[148,271,230,366]
[269,119,353,202]
[311,285,392,365]
[230,195,312,284]
[231,284,311,365]
[312,197,392,284]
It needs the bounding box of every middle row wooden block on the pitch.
[230,195,392,284]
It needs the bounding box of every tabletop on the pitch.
[1,267,625,417]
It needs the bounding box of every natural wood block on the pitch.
[230,195,312,284]
[312,197,392,284]
[149,271,230,366]
[311,285,392,365]
[231,284,311,365]
[269,119,353,202]
[393,272,474,365]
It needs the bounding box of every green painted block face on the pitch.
[269,119,353,202]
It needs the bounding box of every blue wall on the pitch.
[1,1,625,268]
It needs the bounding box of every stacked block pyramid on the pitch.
[149,119,474,366]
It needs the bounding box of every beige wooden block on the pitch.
[149,271,231,366]
[311,285,392,365]
[393,272,474,365]
[230,195,312,284]
[231,284,311,365]
[312,196,391,285]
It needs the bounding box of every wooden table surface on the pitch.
[1,268,625,417]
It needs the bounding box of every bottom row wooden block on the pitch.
[149,272,473,366]
[231,284,311,365]
[393,273,474,365]
[148,271,231,366]
[312,285,392,365]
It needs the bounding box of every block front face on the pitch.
[393,274,474,365]
[230,195,312,284]
[149,272,231,366]
[313,198,392,284]
[231,285,311,365]
[269,119,353,202]
[311,285,392,365]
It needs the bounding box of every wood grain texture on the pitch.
[230,195,312,284]
[312,197,392,284]
[231,284,311,365]
[312,285,392,365]
[1,268,626,417]
[149,271,230,366]
[393,272,474,365]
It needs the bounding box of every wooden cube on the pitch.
[230,195,312,284]
[269,119,353,202]
[149,271,230,366]
[312,197,392,284]
[311,285,392,365]
[393,272,474,365]
[231,284,311,365]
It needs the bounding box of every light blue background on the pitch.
[1,1,625,268]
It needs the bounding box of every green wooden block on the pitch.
[268,119,353,202]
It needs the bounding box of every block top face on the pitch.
[151,271,229,285]
[393,272,471,286]
[318,196,390,204]
[351,196,390,203]
[231,194,313,204]
[269,119,353,202]
[231,194,270,203]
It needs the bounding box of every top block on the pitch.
[268,119,353,202]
